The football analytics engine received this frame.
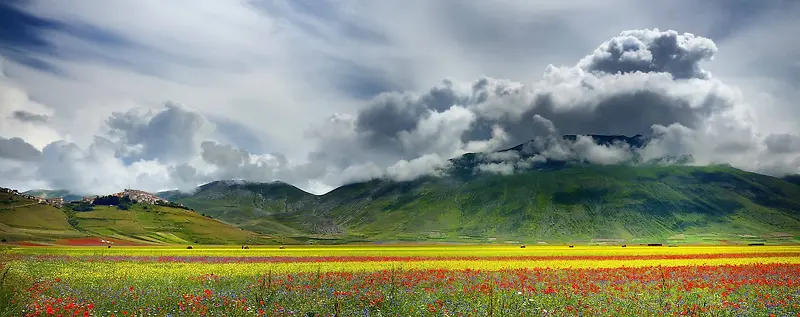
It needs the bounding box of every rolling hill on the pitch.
[0,191,85,242]
[0,190,280,245]
[169,136,800,245]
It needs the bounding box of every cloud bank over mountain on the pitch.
[0,1,798,194]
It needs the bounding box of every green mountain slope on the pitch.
[155,190,192,201]
[65,204,277,245]
[0,191,279,245]
[8,135,799,245]
[173,181,326,237]
[784,175,800,187]
[175,151,800,244]
[0,191,85,241]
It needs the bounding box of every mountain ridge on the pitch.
[156,135,800,244]
[30,134,699,198]
[158,134,671,198]
[169,142,800,244]
[22,189,84,202]
[7,135,800,245]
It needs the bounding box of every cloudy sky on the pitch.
[0,0,799,195]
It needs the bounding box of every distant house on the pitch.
[45,197,64,207]
[81,196,97,204]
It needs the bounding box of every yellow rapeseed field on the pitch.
[12,244,800,257]
[10,245,800,282]
[26,256,799,282]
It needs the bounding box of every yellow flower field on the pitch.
[12,244,800,257]
[4,245,800,316]
[9,245,800,280]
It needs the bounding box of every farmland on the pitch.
[2,245,800,316]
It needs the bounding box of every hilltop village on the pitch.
[0,187,182,208]
[1,187,66,207]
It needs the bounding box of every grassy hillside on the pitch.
[176,164,800,244]
[174,181,324,237]
[784,175,800,187]
[0,192,86,241]
[67,204,279,245]
[0,191,280,245]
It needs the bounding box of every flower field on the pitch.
[2,245,800,316]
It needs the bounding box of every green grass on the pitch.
[69,204,272,244]
[0,192,85,241]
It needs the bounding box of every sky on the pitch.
[0,0,799,195]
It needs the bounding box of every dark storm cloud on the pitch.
[475,87,726,147]
[298,29,773,183]
[530,115,556,135]
[578,29,718,79]
[200,140,295,183]
[200,141,250,168]
[354,93,428,145]
[11,110,48,123]
[106,102,205,162]
[341,29,729,165]
[765,133,800,154]
[354,80,467,149]
[0,136,40,160]
[167,163,204,192]
[168,163,197,183]
[36,140,86,191]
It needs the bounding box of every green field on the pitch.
[69,204,271,244]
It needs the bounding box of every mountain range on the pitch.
[3,135,800,245]
[22,189,84,202]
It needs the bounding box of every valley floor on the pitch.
[2,245,799,316]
